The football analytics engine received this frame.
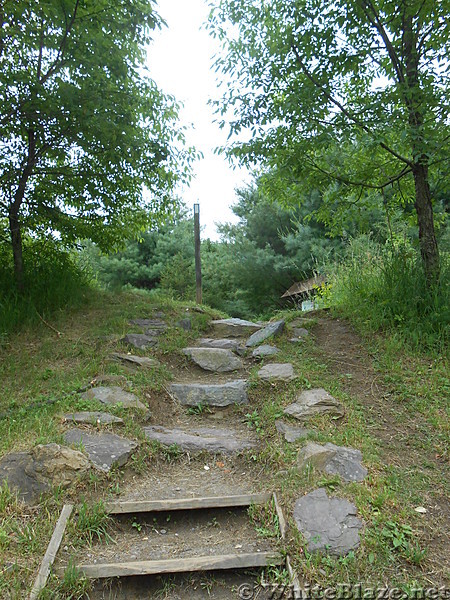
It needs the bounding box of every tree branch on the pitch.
[290,45,413,167]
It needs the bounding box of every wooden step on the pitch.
[104,492,272,515]
[78,551,284,579]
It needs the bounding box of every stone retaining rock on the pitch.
[170,381,248,407]
[197,338,241,351]
[0,444,90,504]
[64,429,137,472]
[82,386,147,411]
[210,318,261,337]
[121,333,158,349]
[258,363,296,382]
[144,425,254,453]
[252,345,279,358]
[111,353,159,370]
[275,420,309,442]
[284,388,344,420]
[298,442,367,482]
[245,320,285,347]
[183,347,243,372]
[293,488,363,555]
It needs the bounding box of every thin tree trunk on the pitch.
[8,211,25,293]
[413,161,440,286]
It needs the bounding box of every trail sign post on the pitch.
[194,203,202,305]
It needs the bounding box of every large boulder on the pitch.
[144,425,254,453]
[170,381,248,407]
[293,488,363,555]
[0,444,90,504]
[210,318,261,338]
[284,388,344,421]
[183,348,243,372]
[245,320,285,347]
[64,430,137,472]
[298,442,367,482]
[258,363,296,382]
[82,386,147,411]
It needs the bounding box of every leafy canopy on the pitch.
[0,0,195,252]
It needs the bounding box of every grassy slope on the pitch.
[0,289,448,597]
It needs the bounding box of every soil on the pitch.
[56,312,449,596]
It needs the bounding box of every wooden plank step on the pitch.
[78,551,284,579]
[105,493,272,515]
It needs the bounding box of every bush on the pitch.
[325,236,449,352]
[0,240,93,336]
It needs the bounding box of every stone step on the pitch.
[297,441,367,482]
[63,412,124,425]
[82,386,147,411]
[258,363,296,381]
[210,318,261,337]
[252,344,279,358]
[183,347,243,372]
[284,388,344,420]
[169,381,248,407]
[64,430,137,472]
[144,425,254,453]
[245,319,285,348]
[121,334,158,350]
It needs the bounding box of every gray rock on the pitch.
[284,388,344,421]
[64,429,137,472]
[0,444,90,504]
[197,338,241,351]
[245,320,285,347]
[121,333,157,349]
[275,420,309,442]
[183,347,243,372]
[144,425,254,453]
[252,345,279,358]
[82,386,147,411]
[177,318,192,331]
[289,318,315,328]
[210,318,261,337]
[170,381,248,407]
[293,488,363,555]
[111,353,159,370]
[258,363,296,381]
[299,443,368,482]
[290,328,309,342]
[63,412,124,425]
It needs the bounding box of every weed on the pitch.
[40,559,91,599]
[248,502,280,539]
[187,402,213,415]
[73,499,112,545]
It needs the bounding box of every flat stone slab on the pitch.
[284,388,344,421]
[245,320,285,347]
[82,386,147,411]
[63,412,124,425]
[197,338,241,351]
[144,425,254,453]
[0,444,89,504]
[293,488,363,555]
[258,363,296,381]
[170,381,248,407]
[183,347,243,372]
[289,328,309,342]
[64,429,137,472]
[111,353,159,370]
[121,333,158,349]
[275,420,309,442]
[252,345,279,358]
[210,318,261,337]
[298,442,367,482]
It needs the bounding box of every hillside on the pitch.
[0,290,448,599]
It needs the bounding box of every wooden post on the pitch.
[194,203,202,305]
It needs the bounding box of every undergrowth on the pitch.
[323,236,449,353]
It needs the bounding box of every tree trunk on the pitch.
[413,161,440,286]
[9,210,25,293]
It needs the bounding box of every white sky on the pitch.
[148,0,251,240]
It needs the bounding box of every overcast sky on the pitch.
[148,0,251,240]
